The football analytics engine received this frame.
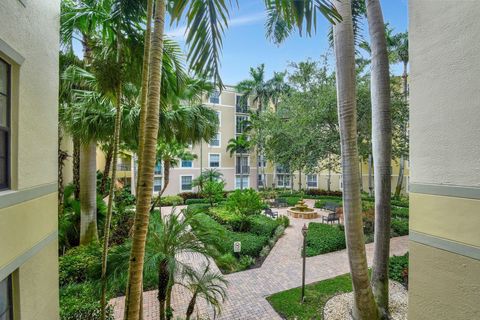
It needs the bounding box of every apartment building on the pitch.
[0,1,60,319]
[408,1,480,319]
[158,86,260,195]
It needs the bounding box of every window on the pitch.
[235,176,249,189]
[209,154,220,168]
[154,161,162,175]
[307,174,318,188]
[236,155,249,174]
[209,132,220,147]
[276,164,289,174]
[0,275,13,320]
[209,90,220,104]
[181,159,193,168]
[277,174,291,187]
[0,59,10,190]
[258,155,266,168]
[181,175,193,191]
[153,177,162,192]
[236,95,248,113]
[236,115,248,134]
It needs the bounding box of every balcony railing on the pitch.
[116,164,131,171]
[236,104,249,113]
[236,165,250,174]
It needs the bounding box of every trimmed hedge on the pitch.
[391,218,409,236]
[392,206,409,219]
[249,215,281,237]
[305,189,342,197]
[389,253,409,287]
[159,195,184,206]
[177,192,202,201]
[279,196,301,206]
[305,223,346,257]
[186,203,211,214]
[185,198,209,205]
[59,244,101,286]
[60,282,114,320]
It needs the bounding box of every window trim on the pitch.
[153,177,163,192]
[208,153,221,168]
[0,274,13,320]
[181,159,193,168]
[180,175,194,192]
[306,174,318,188]
[235,115,249,135]
[208,90,221,104]
[208,132,221,148]
[0,57,11,191]
[235,176,250,189]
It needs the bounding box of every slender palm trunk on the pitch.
[333,1,379,319]
[368,154,374,196]
[150,159,170,212]
[79,140,98,244]
[58,129,69,214]
[394,61,408,198]
[100,86,123,320]
[165,274,174,320]
[298,169,302,191]
[157,261,169,320]
[136,0,154,194]
[240,152,244,190]
[366,0,392,316]
[185,292,197,320]
[124,1,166,318]
[73,137,81,200]
[100,143,114,197]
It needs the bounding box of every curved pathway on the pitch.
[111,200,408,319]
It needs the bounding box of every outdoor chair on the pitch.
[322,212,340,224]
[323,202,338,213]
[264,207,279,219]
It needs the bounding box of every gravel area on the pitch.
[324,281,408,320]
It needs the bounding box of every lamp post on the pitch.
[301,223,308,303]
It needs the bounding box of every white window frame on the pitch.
[306,174,318,188]
[235,115,249,134]
[180,175,194,192]
[235,176,250,189]
[208,153,221,168]
[208,90,221,104]
[277,174,291,188]
[153,177,163,192]
[235,94,249,113]
[208,132,221,148]
[181,159,193,168]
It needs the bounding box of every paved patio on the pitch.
[111,199,409,319]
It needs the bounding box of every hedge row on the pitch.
[305,223,346,257]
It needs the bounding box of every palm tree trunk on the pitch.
[333,1,379,319]
[100,85,123,320]
[298,169,302,191]
[165,274,174,320]
[366,1,392,316]
[79,140,98,244]
[368,154,374,196]
[58,128,69,214]
[124,1,166,318]
[100,143,114,197]
[157,261,169,320]
[150,159,170,212]
[185,292,197,320]
[136,0,154,194]
[395,61,408,198]
[240,152,244,190]
[73,137,81,200]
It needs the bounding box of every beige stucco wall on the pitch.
[409,1,480,318]
[0,0,60,319]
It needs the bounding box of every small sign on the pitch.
[233,241,241,253]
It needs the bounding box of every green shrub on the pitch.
[280,196,301,206]
[60,282,113,320]
[114,186,135,212]
[305,189,342,197]
[249,215,280,237]
[215,253,239,273]
[392,206,409,218]
[184,198,209,205]
[220,232,268,257]
[110,208,134,246]
[314,198,343,208]
[186,203,211,214]
[277,215,290,228]
[59,244,102,286]
[391,218,409,236]
[389,253,409,287]
[177,192,202,201]
[226,189,264,217]
[201,180,226,205]
[391,197,409,208]
[159,195,184,206]
[305,223,346,257]
[238,255,255,270]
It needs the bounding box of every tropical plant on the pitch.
[202,179,226,207]
[226,135,251,190]
[193,168,224,192]
[263,0,379,317]
[181,263,228,320]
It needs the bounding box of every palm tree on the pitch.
[366,0,392,316]
[181,263,228,320]
[226,135,250,190]
[193,168,224,192]
[125,1,235,316]
[263,1,379,318]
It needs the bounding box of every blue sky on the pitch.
[166,0,409,85]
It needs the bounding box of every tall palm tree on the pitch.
[263,1,379,318]
[181,264,228,320]
[125,1,235,316]
[226,135,251,190]
[366,1,392,316]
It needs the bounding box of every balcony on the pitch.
[236,165,250,174]
[236,104,249,114]
[116,163,131,171]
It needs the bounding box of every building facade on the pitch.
[408,1,480,319]
[0,1,60,319]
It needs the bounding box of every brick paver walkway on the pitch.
[111,200,409,319]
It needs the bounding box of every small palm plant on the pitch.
[180,263,228,320]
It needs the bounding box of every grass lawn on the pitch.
[267,273,353,320]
